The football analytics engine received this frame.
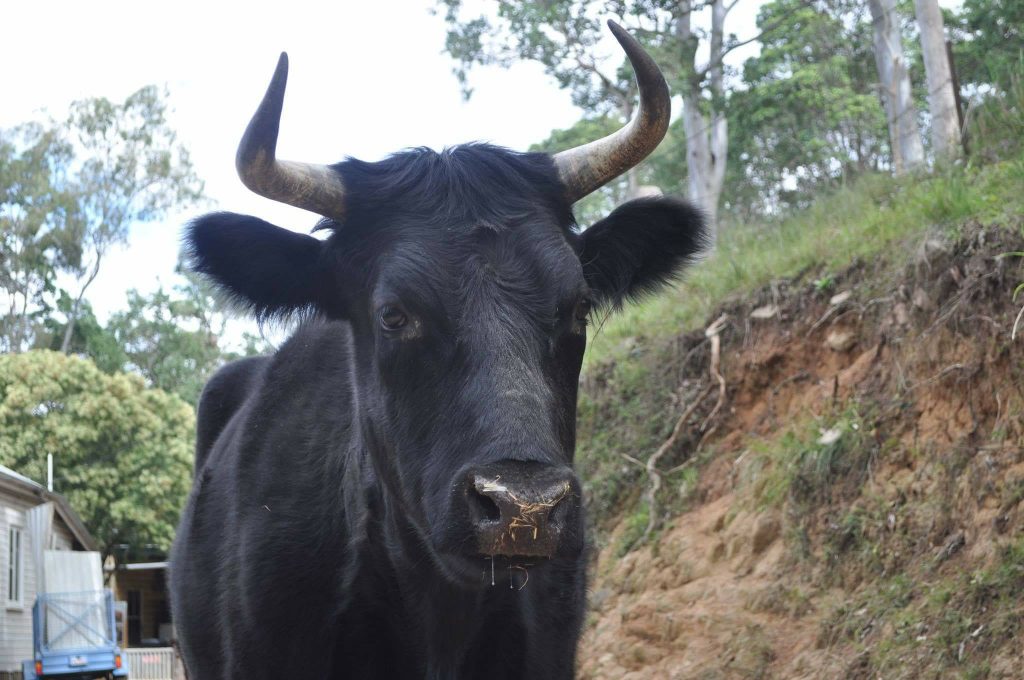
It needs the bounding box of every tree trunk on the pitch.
[868,0,925,174]
[15,281,30,352]
[681,89,712,211]
[7,236,31,352]
[60,254,102,354]
[707,0,728,225]
[914,0,961,159]
[60,297,81,354]
[677,0,727,229]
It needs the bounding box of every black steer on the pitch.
[169,21,708,680]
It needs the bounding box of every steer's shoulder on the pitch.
[194,354,270,472]
[243,318,357,425]
[194,319,355,474]
[267,318,354,381]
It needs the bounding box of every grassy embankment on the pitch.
[572,79,1024,678]
[577,152,1024,530]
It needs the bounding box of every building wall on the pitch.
[0,495,82,673]
[0,495,39,673]
[115,569,171,646]
[51,523,73,551]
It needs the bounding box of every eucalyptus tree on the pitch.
[726,0,889,212]
[58,85,203,352]
[439,0,805,226]
[914,0,962,159]
[0,123,80,352]
[867,0,926,173]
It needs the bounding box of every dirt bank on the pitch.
[579,222,1024,679]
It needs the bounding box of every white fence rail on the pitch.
[124,647,185,680]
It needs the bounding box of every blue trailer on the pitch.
[21,589,128,680]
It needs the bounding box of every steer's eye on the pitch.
[379,305,408,332]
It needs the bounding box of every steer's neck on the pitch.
[354,476,497,673]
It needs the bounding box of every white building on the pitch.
[0,465,97,676]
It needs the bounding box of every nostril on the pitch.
[468,488,501,523]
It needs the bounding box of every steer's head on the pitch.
[187,22,708,585]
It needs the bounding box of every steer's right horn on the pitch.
[235,53,348,220]
[553,21,671,204]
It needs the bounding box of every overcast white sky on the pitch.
[2,1,582,327]
[0,0,957,339]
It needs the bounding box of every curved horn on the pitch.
[236,53,348,219]
[553,21,671,203]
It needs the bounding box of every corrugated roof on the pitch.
[0,464,98,551]
[0,463,43,489]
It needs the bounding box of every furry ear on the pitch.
[185,212,332,320]
[578,197,709,309]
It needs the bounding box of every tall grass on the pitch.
[576,151,1024,525]
[584,155,1024,371]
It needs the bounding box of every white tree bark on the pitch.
[707,0,728,221]
[677,0,727,228]
[59,253,102,354]
[868,0,925,174]
[914,0,961,159]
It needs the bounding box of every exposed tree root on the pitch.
[625,315,730,543]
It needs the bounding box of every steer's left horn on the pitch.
[236,52,348,219]
[553,21,671,204]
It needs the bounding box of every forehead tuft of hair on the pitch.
[316,144,574,235]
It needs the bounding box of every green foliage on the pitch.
[818,574,915,647]
[0,351,194,554]
[68,266,270,405]
[0,86,203,353]
[442,0,1021,219]
[576,358,662,524]
[743,406,874,511]
[820,535,1024,675]
[615,505,650,557]
[66,85,203,252]
[103,287,222,406]
[120,263,272,403]
[43,295,125,370]
[56,85,204,350]
[439,0,699,214]
[813,274,836,293]
[3,88,255,403]
[0,123,80,351]
[951,1,1024,165]
[439,0,629,112]
[951,0,1024,93]
[966,72,1024,164]
[726,0,889,215]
